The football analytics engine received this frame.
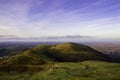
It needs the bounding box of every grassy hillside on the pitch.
[0,61,120,80]
[0,42,120,80]
[0,42,112,72]
[0,50,48,72]
[1,42,110,65]
[49,42,111,62]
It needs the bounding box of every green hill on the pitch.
[0,42,111,65]
[0,42,119,80]
[49,42,110,62]
[0,42,111,72]
[0,50,47,72]
[0,44,52,66]
[0,50,46,66]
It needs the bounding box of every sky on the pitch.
[0,0,120,42]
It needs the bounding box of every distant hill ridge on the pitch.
[0,42,111,66]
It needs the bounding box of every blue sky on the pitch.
[0,0,120,41]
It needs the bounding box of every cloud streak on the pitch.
[0,0,120,40]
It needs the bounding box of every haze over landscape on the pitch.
[0,0,120,42]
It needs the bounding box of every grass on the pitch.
[0,61,120,80]
[0,42,119,80]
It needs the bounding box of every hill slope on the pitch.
[0,61,120,80]
[0,50,46,66]
[0,42,111,66]
[48,42,110,62]
[0,42,119,79]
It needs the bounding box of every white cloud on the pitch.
[0,0,120,39]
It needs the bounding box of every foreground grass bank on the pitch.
[0,61,120,80]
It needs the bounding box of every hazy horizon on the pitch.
[0,0,120,42]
